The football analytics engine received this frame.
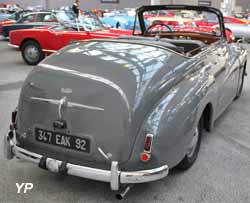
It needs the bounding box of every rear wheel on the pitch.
[175,117,203,170]
[21,40,44,65]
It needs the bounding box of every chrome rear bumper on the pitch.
[4,131,169,191]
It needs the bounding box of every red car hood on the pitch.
[174,26,215,33]
[0,19,16,26]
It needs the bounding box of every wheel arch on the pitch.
[127,77,205,169]
[20,38,41,50]
[201,102,214,132]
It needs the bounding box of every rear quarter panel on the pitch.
[123,59,217,171]
[10,29,52,51]
[125,43,247,171]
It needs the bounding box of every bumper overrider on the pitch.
[4,130,169,191]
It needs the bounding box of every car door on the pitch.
[227,43,242,97]
[213,41,239,115]
[49,28,89,51]
[61,30,90,44]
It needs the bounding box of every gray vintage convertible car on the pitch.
[4,5,247,198]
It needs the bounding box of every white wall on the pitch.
[151,0,173,4]
[0,0,150,9]
[0,0,238,10]
[151,0,222,8]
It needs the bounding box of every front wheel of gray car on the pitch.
[21,40,45,65]
[175,117,203,170]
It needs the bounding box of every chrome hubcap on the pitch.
[24,45,39,62]
[187,127,199,158]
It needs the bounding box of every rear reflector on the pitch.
[140,152,151,162]
[140,133,154,162]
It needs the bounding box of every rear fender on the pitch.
[124,67,215,170]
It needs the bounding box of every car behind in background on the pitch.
[9,15,133,65]
[0,10,77,38]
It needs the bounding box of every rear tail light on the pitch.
[10,109,18,130]
[143,133,153,152]
[140,133,154,162]
[11,109,17,124]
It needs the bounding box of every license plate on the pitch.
[35,128,90,153]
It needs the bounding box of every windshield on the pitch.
[78,15,104,31]
[9,13,16,20]
[56,10,76,23]
[138,8,222,37]
[51,15,105,32]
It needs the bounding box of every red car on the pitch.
[0,18,15,24]
[196,16,246,27]
[0,19,16,33]
[0,10,32,35]
[9,16,133,65]
[0,3,16,8]
[224,16,246,24]
[148,20,234,43]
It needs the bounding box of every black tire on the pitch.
[21,40,44,65]
[175,117,203,170]
[235,64,246,100]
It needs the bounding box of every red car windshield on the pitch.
[78,15,105,31]
[51,15,105,32]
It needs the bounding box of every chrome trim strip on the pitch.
[8,43,19,48]
[39,63,131,117]
[58,96,66,119]
[42,49,56,53]
[30,96,104,111]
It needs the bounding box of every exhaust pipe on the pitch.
[116,184,134,200]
